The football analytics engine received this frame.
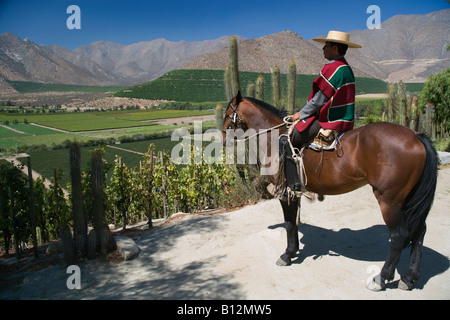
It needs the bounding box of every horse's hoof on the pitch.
[398,278,413,291]
[366,275,385,292]
[276,255,291,266]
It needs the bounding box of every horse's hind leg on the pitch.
[367,201,409,291]
[277,199,299,266]
[398,225,426,290]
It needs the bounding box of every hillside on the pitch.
[114,69,388,103]
[181,31,345,76]
[0,33,115,86]
[73,36,246,84]
[183,10,450,82]
[0,33,245,93]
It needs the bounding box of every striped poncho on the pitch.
[296,57,355,132]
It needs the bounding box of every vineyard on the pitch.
[114,69,399,103]
[0,142,261,258]
[5,81,125,94]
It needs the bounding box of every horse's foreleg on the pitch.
[277,198,300,266]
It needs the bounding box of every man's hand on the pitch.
[292,112,300,121]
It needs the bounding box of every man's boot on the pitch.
[279,136,302,193]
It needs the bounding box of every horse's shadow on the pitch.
[269,222,449,289]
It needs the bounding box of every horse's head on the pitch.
[222,91,247,130]
[221,91,287,177]
[222,91,287,145]
[222,91,248,143]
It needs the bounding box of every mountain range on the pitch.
[183,9,450,83]
[0,9,449,94]
[343,9,450,83]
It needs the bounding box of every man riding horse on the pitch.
[222,30,437,291]
[279,30,361,194]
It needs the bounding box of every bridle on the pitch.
[223,100,247,131]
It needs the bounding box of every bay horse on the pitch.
[222,91,439,291]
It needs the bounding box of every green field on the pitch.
[0,107,215,152]
[0,109,212,132]
[6,80,126,93]
[0,123,66,150]
[17,137,180,187]
[114,69,391,103]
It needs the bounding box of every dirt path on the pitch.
[147,114,215,125]
[106,145,145,155]
[0,153,68,197]
[1,167,449,300]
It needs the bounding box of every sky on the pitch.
[0,0,448,50]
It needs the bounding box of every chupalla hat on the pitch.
[312,30,362,48]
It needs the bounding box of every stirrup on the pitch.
[286,186,303,205]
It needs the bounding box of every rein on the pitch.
[223,100,287,142]
[235,122,286,142]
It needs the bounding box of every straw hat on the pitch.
[312,30,362,48]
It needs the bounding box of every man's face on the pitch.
[322,42,339,60]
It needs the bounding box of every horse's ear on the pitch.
[233,90,243,104]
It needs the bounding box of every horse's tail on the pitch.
[403,133,439,242]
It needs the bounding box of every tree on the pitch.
[420,68,450,132]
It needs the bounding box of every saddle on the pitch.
[271,119,345,201]
[273,127,344,201]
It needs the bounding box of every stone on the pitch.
[46,240,62,255]
[113,236,140,261]
[438,152,450,165]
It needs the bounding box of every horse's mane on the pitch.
[243,97,287,120]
